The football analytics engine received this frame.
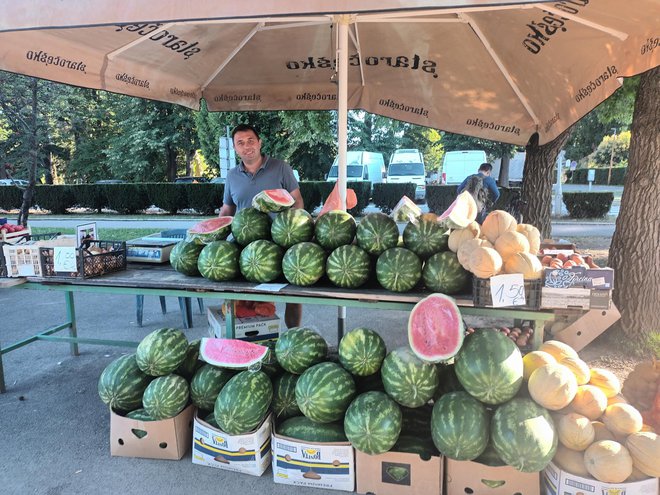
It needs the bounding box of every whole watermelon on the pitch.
[356,213,399,256]
[433,363,464,401]
[403,213,449,258]
[271,208,315,248]
[126,408,155,422]
[344,391,402,455]
[295,362,356,423]
[239,239,283,283]
[278,416,347,442]
[422,251,471,294]
[400,403,434,437]
[314,210,357,251]
[275,327,328,374]
[338,327,386,377]
[431,391,489,461]
[231,207,271,246]
[175,339,202,380]
[455,329,523,405]
[98,354,152,413]
[214,370,273,435]
[136,328,189,377]
[271,373,301,420]
[381,347,439,408]
[142,374,190,420]
[170,240,204,276]
[326,245,371,289]
[393,434,439,458]
[197,240,240,282]
[282,242,326,286]
[376,247,422,292]
[190,364,234,411]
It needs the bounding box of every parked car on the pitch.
[441,150,487,185]
[174,176,209,183]
[95,179,126,184]
[387,149,426,201]
[0,178,29,186]
[210,177,226,184]
[326,151,386,192]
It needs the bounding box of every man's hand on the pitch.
[218,204,236,217]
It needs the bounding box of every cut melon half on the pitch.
[439,191,478,229]
[187,216,233,244]
[252,188,295,213]
[200,338,270,369]
[408,293,464,363]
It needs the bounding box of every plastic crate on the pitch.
[472,277,542,310]
[1,243,44,277]
[1,232,61,277]
[39,240,127,279]
[1,226,32,244]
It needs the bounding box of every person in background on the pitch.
[218,124,304,328]
[456,162,500,224]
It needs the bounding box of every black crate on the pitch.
[472,277,542,310]
[1,232,61,278]
[39,240,126,278]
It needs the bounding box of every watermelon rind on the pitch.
[136,328,189,377]
[439,191,478,230]
[275,327,328,374]
[271,208,314,249]
[295,362,356,423]
[200,338,270,369]
[175,339,203,380]
[277,416,347,442]
[190,363,235,411]
[252,189,295,213]
[231,207,272,246]
[197,241,240,282]
[214,370,273,435]
[344,391,402,455]
[376,247,422,292]
[402,214,449,259]
[282,242,326,286]
[326,244,371,289]
[381,347,439,408]
[126,408,156,422]
[422,251,471,294]
[170,240,204,276]
[271,373,301,420]
[338,327,386,377]
[187,216,233,245]
[314,210,357,251]
[356,213,399,256]
[239,239,283,283]
[98,354,152,413]
[407,293,464,363]
[142,374,190,420]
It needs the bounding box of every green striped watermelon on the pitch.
[126,408,155,421]
[282,242,326,286]
[354,371,385,394]
[204,411,220,428]
[393,434,439,458]
[474,440,507,467]
[214,370,273,435]
[136,328,189,377]
[314,210,356,251]
[98,354,152,412]
[190,364,235,411]
[433,363,464,401]
[271,208,314,248]
[325,245,371,289]
[252,189,295,213]
[295,362,356,423]
[455,329,523,405]
[431,391,489,460]
[422,251,471,294]
[197,241,240,282]
[491,398,558,472]
[344,391,402,455]
[402,213,449,259]
[239,239,283,283]
[231,207,272,246]
[142,374,190,420]
[275,327,328,374]
[381,347,439,408]
[376,247,422,292]
[277,416,347,442]
[338,327,386,377]
[356,213,399,256]
[170,240,204,276]
[175,339,202,380]
[271,373,301,420]
[400,403,434,436]
[187,216,233,245]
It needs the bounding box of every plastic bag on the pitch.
[391,195,422,223]
[318,182,357,217]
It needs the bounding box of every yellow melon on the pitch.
[583,440,633,483]
[538,340,579,362]
[592,421,617,442]
[494,231,530,260]
[560,357,591,385]
[447,221,480,253]
[528,363,578,411]
[516,223,541,254]
[626,466,652,482]
[606,394,628,406]
[523,351,557,380]
[640,424,656,433]
[625,432,660,477]
[443,191,479,229]
[558,413,595,451]
[481,210,518,243]
[503,252,544,280]
[589,368,621,398]
[602,403,643,436]
[457,237,492,270]
[553,444,590,477]
[468,246,503,278]
[570,385,608,420]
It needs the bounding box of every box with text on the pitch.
[542,461,658,495]
[445,459,540,495]
[356,449,442,495]
[207,305,280,342]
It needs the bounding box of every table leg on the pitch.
[178,297,193,329]
[0,342,6,394]
[337,306,346,343]
[136,295,144,327]
[225,300,235,338]
[532,318,545,350]
[159,296,167,314]
[65,291,79,356]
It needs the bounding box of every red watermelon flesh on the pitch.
[252,189,295,212]
[408,294,464,363]
[187,216,233,244]
[200,338,270,369]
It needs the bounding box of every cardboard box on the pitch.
[542,461,658,495]
[553,304,621,351]
[541,287,612,310]
[207,305,280,342]
[192,411,271,476]
[271,429,355,492]
[356,450,442,495]
[110,404,194,460]
[543,267,614,290]
[445,459,540,495]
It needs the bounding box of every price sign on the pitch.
[54,247,77,273]
[490,273,526,307]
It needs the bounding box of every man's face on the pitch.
[233,130,262,163]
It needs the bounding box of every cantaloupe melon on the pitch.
[494,231,530,260]
[538,340,579,362]
[468,246,503,278]
[516,223,541,254]
[589,368,621,398]
[522,351,556,380]
[447,221,480,253]
[592,421,616,442]
[602,403,643,436]
[553,444,590,477]
[584,440,633,483]
[560,357,591,385]
[503,252,544,280]
[558,413,595,451]
[481,210,518,243]
[625,431,660,477]
[528,363,578,411]
[570,385,608,420]
[457,237,492,270]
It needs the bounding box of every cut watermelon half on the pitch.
[408,293,464,363]
[252,189,295,213]
[200,338,270,369]
[187,216,233,244]
[439,191,478,230]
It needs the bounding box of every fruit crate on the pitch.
[472,277,542,310]
[1,233,61,277]
[1,225,32,244]
[39,240,127,279]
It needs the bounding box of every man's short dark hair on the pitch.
[231,124,260,141]
[478,162,493,173]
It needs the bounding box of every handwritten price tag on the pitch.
[53,247,77,273]
[490,273,526,307]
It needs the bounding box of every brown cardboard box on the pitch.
[445,459,540,495]
[543,461,658,495]
[356,450,442,495]
[553,304,621,351]
[110,404,194,460]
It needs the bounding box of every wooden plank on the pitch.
[0,277,27,288]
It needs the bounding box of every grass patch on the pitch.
[31,227,160,242]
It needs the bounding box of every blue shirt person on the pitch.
[456,163,500,224]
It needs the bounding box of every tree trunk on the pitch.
[166,144,177,181]
[498,153,510,187]
[17,78,38,226]
[521,128,572,239]
[609,66,660,345]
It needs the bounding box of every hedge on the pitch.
[563,192,614,218]
[372,183,417,214]
[426,185,521,216]
[570,167,626,185]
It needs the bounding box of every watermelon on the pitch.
[455,329,523,405]
[200,338,270,369]
[326,245,371,289]
[282,242,326,286]
[381,347,439,408]
[136,328,189,377]
[170,240,204,276]
[197,241,240,282]
[214,370,273,435]
[252,188,295,213]
[190,364,235,411]
[356,213,399,256]
[402,213,449,259]
[376,247,422,292]
[142,374,190,420]
[271,208,314,249]
[126,408,155,421]
[393,434,439,459]
[314,210,356,251]
[422,251,471,294]
[271,373,301,420]
[408,293,464,363]
[491,397,558,472]
[231,207,271,246]
[295,362,356,423]
[275,327,328,374]
[277,416,347,442]
[338,327,386,377]
[474,440,507,467]
[344,391,402,455]
[187,216,233,245]
[175,339,202,380]
[431,391,489,461]
[439,191,479,230]
[400,404,434,436]
[98,354,152,413]
[239,239,283,283]
[433,363,464,401]
[203,411,219,428]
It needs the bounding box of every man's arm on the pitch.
[485,177,500,202]
[218,203,236,216]
[290,188,304,209]
[456,176,468,194]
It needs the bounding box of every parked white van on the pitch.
[326,151,386,189]
[441,150,487,185]
[387,149,426,201]
[491,151,526,186]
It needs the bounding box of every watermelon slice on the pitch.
[408,293,464,363]
[200,338,270,369]
[439,191,478,230]
[187,216,233,245]
[252,189,295,213]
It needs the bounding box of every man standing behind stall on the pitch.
[218,124,304,328]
